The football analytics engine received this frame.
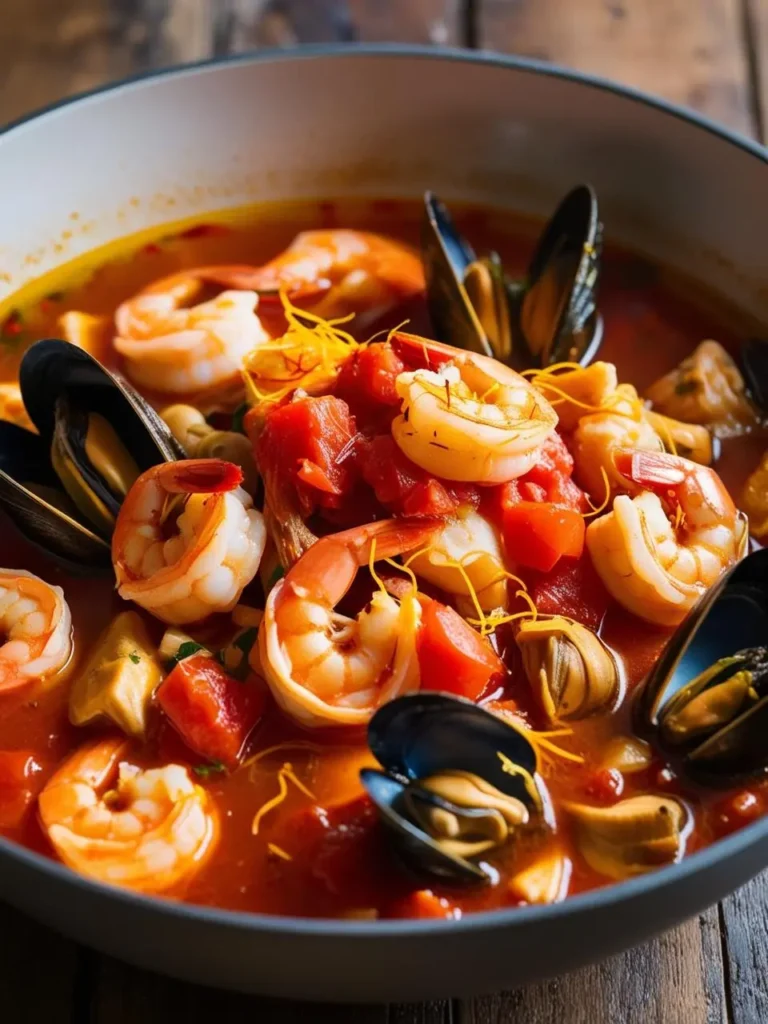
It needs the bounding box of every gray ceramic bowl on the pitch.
[1,45,767,1002]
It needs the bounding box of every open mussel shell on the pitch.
[0,421,110,572]
[422,186,603,370]
[635,548,768,784]
[361,692,541,884]
[517,184,603,369]
[0,339,184,573]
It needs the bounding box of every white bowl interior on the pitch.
[1,51,766,321]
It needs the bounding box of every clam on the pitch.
[0,339,182,572]
[635,547,768,784]
[360,692,545,884]
[565,795,688,880]
[422,186,603,370]
[516,616,620,722]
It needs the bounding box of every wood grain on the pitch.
[0,903,82,1024]
[478,0,758,137]
[459,909,726,1024]
[719,871,768,1024]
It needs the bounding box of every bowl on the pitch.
[1,44,767,1002]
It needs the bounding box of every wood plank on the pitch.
[744,0,768,140]
[218,0,461,50]
[478,0,757,137]
[459,910,726,1024]
[0,901,82,1024]
[719,871,768,1024]
[89,954,452,1023]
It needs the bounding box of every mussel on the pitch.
[635,547,768,785]
[0,340,183,573]
[422,186,603,370]
[360,692,545,884]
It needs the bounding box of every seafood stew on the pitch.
[0,195,766,921]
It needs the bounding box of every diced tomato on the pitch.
[417,599,504,702]
[711,789,765,838]
[359,435,479,517]
[256,395,358,515]
[502,502,585,572]
[0,751,43,828]
[156,655,267,768]
[582,768,625,804]
[527,556,610,631]
[388,889,462,920]
[335,343,405,413]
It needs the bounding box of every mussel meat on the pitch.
[565,795,689,881]
[360,692,546,884]
[0,340,183,573]
[516,616,620,722]
[422,186,603,370]
[635,547,768,784]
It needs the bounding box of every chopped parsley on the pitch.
[127,651,141,665]
[169,640,206,667]
[193,760,227,779]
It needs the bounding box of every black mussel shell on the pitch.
[741,338,768,416]
[0,340,184,572]
[422,187,603,371]
[422,192,494,358]
[515,184,603,370]
[0,421,109,572]
[361,692,540,884]
[635,548,768,784]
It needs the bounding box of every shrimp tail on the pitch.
[162,458,244,494]
[344,517,443,566]
[613,447,687,487]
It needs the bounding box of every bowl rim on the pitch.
[1,41,767,940]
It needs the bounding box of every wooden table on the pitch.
[2,1,768,1021]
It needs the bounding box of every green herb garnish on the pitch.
[193,760,227,779]
[234,627,258,655]
[128,651,141,665]
[169,640,206,667]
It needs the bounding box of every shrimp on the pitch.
[38,737,217,893]
[257,518,440,728]
[586,448,747,626]
[217,230,424,322]
[0,569,72,693]
[389,333,558,484]
[112,459,266,625]
[113,272,269,396]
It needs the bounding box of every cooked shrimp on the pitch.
[0,569,72,693]
[586,448,747,626]
[257,518,440,728]
[0,382,35,432]
[114,273,268,395]
[572,386,663,498]
[38,737,217,893]
[219,230,424,321]
[390,333,558,484]
[112,459,266,625]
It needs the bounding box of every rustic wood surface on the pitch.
[2,1,768,1021]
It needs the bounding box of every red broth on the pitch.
[0,198,764,919]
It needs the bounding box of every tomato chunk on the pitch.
[359,435,479,517]
[335,343,405,414]
[528,556,610,631]
[156,655,267,768]
[417,599,504,702]
[256,395,358,515]
[502,502,585,572]
[388,889,462,920]
[0,751,42,828]
[484,433,586,522]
